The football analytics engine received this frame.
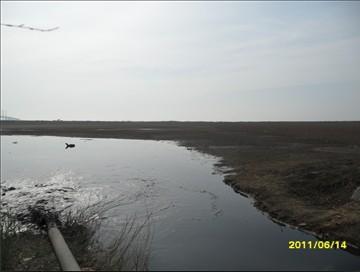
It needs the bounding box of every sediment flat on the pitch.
[2,120,360,252]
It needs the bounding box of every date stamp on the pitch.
[289,240,347,250]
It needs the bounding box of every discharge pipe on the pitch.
[47,222,81,271]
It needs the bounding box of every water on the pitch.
[1,136,359,270]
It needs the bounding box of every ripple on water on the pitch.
[1,172,103,219]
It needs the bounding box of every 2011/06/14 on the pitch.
[288,240,347,250]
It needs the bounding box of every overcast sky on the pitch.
[1,1,360,121]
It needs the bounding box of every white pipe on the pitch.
[47,222,81,271]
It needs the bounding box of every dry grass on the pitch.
[1,198,152,271]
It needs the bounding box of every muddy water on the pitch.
[1,136,359,270]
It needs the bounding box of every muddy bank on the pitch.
[2,120,360,252]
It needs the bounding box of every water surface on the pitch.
[1,136,359,270]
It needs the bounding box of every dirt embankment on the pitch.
[2,121,360,252]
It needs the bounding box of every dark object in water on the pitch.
[12,141,18,144]
[65,143,75,149]
[3,186,16,192]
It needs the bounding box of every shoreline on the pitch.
[1,120,360,255]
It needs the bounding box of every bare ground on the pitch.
[1,120,360,254]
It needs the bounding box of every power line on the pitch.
[1,23,59,32]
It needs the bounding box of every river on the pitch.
[1,135,359,270]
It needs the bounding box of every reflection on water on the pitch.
[1,136,359,270]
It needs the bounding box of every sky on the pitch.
[1,1,360,121]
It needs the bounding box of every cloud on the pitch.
[1,1,360,120]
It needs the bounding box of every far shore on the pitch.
[1,120,360,254]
